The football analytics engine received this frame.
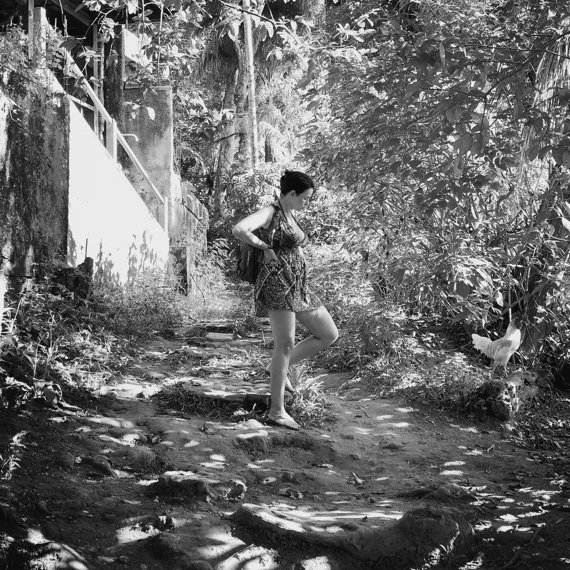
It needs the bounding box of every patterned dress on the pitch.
[254,203,322,317]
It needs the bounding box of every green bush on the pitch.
[307,244,413,373]
[98,270,184,338]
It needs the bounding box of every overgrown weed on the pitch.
[0,278,130,409]
[308,244,415,373]
[287,366,331,428]
[182,238,245,322]
[0,431,27,480]
[96,269,184,338]
[0,26,29,74]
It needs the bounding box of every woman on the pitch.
[232,170,338,430]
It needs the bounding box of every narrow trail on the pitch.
[4,319,570,569]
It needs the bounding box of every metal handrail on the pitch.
[62,58,166,208]
[36,10,169,232]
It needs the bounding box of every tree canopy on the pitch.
[77,0,570,368]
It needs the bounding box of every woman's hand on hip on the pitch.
[263,249,280,264]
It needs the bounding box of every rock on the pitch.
[52,258,93,300]
[148,475,210,501]
[234,432,270,452]
[125,447,156,471]
[41,521,63,541]
[281,471,301,484]
[208,480,247,501]
[149,533,184,560]
[461,380,521,420]
[56,452,76,470]
[80,455,117,478]
[227,480,247,499]
[231,504,473,569]
[236,419,265,430]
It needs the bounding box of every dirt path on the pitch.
[2,320,570,569]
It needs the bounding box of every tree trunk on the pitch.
[265,134,275,162]
[521,176,570,355]
[243,0,259,170]
[213,68,239,215]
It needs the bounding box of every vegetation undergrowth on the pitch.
[96,269,186,339]
[0,278,132,410]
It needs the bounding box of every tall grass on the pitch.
[96,269,185,338]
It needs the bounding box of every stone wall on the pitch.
[0,70,69,281]
[0,66,170,290]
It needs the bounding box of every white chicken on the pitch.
[471,316,522,376]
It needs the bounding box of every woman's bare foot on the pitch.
[266,411,300,430]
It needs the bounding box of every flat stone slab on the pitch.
[162,377,274,408]
[231,503,473,569]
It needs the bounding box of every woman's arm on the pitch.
[232,205,275,250]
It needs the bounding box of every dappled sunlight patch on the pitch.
[200,461,226,470]
[116,524,159,543]
[385,421,409,428]
[184,440,201,448]
[396,407,414,413]
[498,513,518,523]
[374,414,394,421]
[195,527,249,558]
[82,417,136,428]
[499,498,516,505]
[354,426,374,435]
[443,460,466,467]
[200,453,228,470]
[440,470,464,476]
[235,430,270,440]
[26,528,49,544]
[450,424,479,433]
[98,434,133,446]
[247,463,272,470]
[137,478,159,486]
[290,508,402,523]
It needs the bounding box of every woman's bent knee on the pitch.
[274,340,295,354]
[323,330,339,347]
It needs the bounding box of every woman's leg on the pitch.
[289,306,338,366]
[268,309,298,428]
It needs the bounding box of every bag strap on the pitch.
[276,199,306,241]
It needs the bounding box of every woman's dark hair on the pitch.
[280,170,314,195]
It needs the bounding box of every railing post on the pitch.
[163,196,169,235]
[27,0,34,58]
[0,273,6,336]
[92,26,100,140]
[33,8,48,69]
[106,118,118,161]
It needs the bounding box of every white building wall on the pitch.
[67,101,169,285]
